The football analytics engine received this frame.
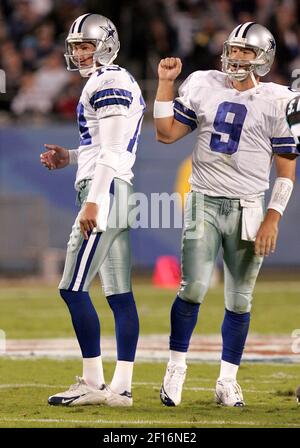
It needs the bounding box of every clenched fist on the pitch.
[158,57,182,82]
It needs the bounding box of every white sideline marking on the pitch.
[3,335,300,364]
[0,384,65,389]
[0,383,275,394]
[0,417,278,426]
[0,417,299,427]
[0,379,293,388]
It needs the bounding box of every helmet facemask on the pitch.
[221,43,266,81]
[64,37,120,77]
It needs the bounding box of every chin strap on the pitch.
[79,62,98,78]
[250,71,260,91]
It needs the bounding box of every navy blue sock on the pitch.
[60,289,100,358]
[221,309,250,365]
[169,295,200,352]
[107,292,139,362]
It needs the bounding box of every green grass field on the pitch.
[0,280,300,428]
[1,280,300,338]
[0,360,299,428]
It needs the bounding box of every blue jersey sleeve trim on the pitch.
[93,97,131,109]
[272,145,300,155]
[174,99,197,120]
[90,88,133,109]
[271,137,295,145]
[174,110,197,131]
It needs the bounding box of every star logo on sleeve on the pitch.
[99,22,116,42]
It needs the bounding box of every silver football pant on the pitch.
[59,178,133,296]
[178,192,264,313]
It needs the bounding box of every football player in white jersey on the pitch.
[40,13,145,407]
[154,22,299,407]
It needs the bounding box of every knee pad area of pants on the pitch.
[179,280,208,304]
[225,291,252,314]
[102,285,131,297]
[59,288,88,303]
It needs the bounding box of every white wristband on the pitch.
[153,100,174,118]
[267,177,294,215]
[68,149,79,165]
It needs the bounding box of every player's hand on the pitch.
[158,57,182,81]
[254,211,280,256]
[79,202,98,240]
[40,144,70,170]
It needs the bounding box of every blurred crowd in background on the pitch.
[1,0,300,123]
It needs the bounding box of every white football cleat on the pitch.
[215,378,245,407]
[160,362,187,406]
[48,376,108,406]
[48,377,133,407]
[106,386,133,407]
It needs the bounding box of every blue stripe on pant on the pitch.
[78,233,102,291]
[68,237,89,291]
[68,232,102,291]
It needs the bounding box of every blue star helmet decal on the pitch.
[100,22,116,42]
[267,38,275,52]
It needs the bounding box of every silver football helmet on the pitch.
[221,22,276,81]
[64,13,120,77]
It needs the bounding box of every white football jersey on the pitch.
[174,70,299,198]
[74,65,145,189]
